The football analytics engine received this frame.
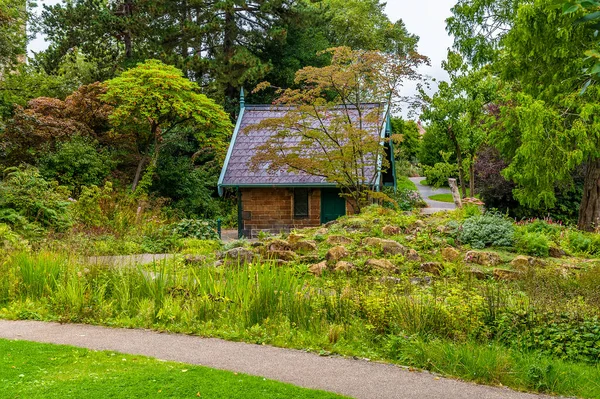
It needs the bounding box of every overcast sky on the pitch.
[29,0,456,115]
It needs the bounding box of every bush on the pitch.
[383,187,426,211]
[0,166,72,234]
[171,219,220,240]
[38,136,115,194]
[567,231,600,255]
[0,223,28,251]
[459,213,514,249]
[422,162,458,188]
[72,183,113,228]
[515,231,550,257]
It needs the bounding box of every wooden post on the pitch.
[448,178,462,208]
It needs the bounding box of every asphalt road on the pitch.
[0,320,551,399]
[409,177,456,214]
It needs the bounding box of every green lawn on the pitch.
[0,339,347,399]
[429,193,454,203]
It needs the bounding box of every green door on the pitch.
[320,188,346,224]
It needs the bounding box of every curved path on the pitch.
[0,320,549,399]
[409,177,456,214]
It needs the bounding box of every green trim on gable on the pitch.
[218,106,245,196]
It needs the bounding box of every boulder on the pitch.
[414,220,426,228]
[464,251,502,266]
[355,250,375,258]
[326,235,354,245]
[183,255,207,265]
[510,255,531,270]
[213,260,224,267]
[382,240,407,256]
[441,247,460,262]
[315,228,328,235]
[468,268,488,280]
[382,225,401,236]
[309,261,329,277]
[324,220,338,228]
[549,246,566,258]
[510,255,546,271]
[420,262,444,275]
[326,246,350,262]
[287,233,306,244]
[268,239,292,252]
[410,276,432,285]
[267,250,298,262]
[271,259,289,266]
[405,249,421,262]
[365,258,397,272]
[223,247,255,265]
[334,261,356,272]
[380,276,403,284]
[292,240,318,253]
[493,268,521,281]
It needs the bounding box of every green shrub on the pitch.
[515,231,550,257]
[422,162,458,188]
[383,187,425,211]
[459,213,514,249]
[567,231,600,255]
[38,136,115,194]
[171,219,219,240]
[0,223,28,251]
[72,183,113,228]
[0,166,72,234]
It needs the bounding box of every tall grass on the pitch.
[1,252,600,398]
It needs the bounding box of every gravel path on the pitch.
[409,177,456,214]
[0,320,551,399]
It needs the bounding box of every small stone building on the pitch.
[218,92,396,238]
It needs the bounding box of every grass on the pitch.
[397,175,418,191]
[2,206,600,398]
[0,339,347,399]
[429,193,454,203]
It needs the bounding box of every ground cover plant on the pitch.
[1,206,600,398]
[0,339,346,399]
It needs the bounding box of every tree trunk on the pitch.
[131,155,147,192]
[578,158,600,231]
[448,127,467,198]
[469,163,475,197]
[223,7,238,106]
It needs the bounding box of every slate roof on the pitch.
[218,103,389,191]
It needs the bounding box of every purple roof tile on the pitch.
[220,103,387,187]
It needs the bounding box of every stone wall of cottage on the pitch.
[240,188,322,238]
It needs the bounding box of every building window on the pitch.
[293,188,309,218]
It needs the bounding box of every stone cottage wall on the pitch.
[240,188,321,238]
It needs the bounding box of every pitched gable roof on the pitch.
[218,102,390,194]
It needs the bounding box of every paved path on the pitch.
[409,177,456,214]
[0,320,550,399]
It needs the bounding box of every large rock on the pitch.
[549,246,566,258]
[405,249,421,262]
[365,258,397,272]
[300,254,321,264]
[223,247,255,265]
[420,262,444,275]
[267,250,298,262]
[326,235,354,245]
[287,233,306,244]
[510,255,531,270]
[468,268,488,280]
[441,247,460,262]
[382,225,401,236]
[334,261,356,273]
[268,239,292,252]
[510,255,546,271]
[183,255,207,266]
[464,251,502,266]
[493,268,521,281]
[326,246,350,262]
[292,240,317,253]
[309,261,328,276]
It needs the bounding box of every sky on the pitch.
[28,0,457,113]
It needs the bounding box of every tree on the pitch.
[390,118,420,162]
[0,0,26,71]
[420,52,495,197]
[0,82,112,166]
[249,46,428,212]
[101,59,233,192]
